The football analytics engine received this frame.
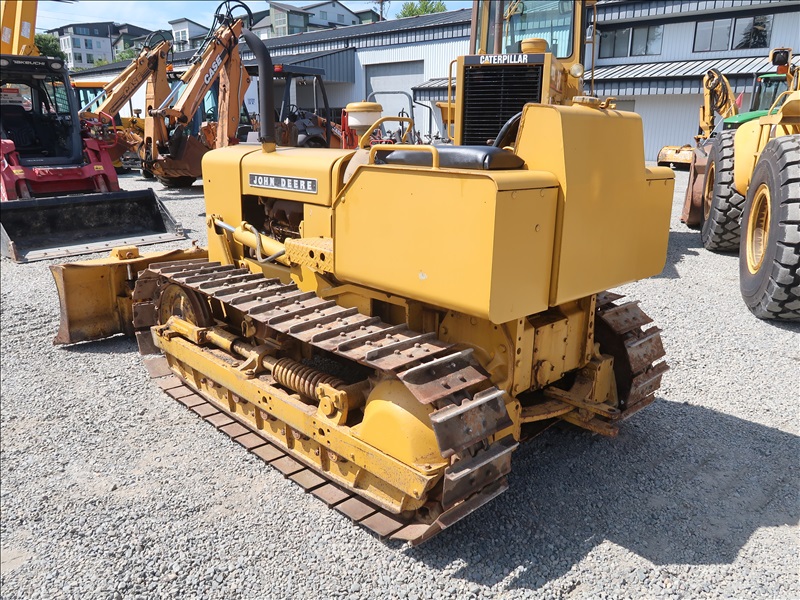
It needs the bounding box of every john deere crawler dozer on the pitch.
[51,0,673,543]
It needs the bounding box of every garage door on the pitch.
[365,61,427,138]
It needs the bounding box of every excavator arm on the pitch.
[140,3,253,185]
[80,37,172,122]
[696,68,738,142]
[153,20,246,128]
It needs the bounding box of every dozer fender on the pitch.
[0,189,185,263]
[51,245,208,345]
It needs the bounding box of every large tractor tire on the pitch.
[739,135,800,320]
[701,130,747,252]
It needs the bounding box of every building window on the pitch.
[337,14,344,23]
[84,39,92,49]
[72,38,81,48]
[94,28,99,35]
[321,10,327,19]
[75,26,89,35]
[732,15,772,49]
[74,52,82,62]
[694,19,731,52]
[599,28,630,58]
[631,25,662,56]
[87,53,94,63]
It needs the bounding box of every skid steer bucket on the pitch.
[0,189,184,263]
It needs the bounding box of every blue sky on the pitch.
[34,0,473,33]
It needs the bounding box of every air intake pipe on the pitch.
[240,27,275,147]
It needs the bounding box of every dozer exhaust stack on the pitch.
[0,189,184,263]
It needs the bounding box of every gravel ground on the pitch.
[1,169,798,600]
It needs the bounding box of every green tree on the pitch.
[114,46,140,62]
[93,58,109,67]
[34,33,66,60]
[397,0,446,18]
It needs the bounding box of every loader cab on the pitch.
[750,74,788,112]
[0,54,82,166]
[451,0,589,146]
[722,74,789,131]
[196,79,252,142]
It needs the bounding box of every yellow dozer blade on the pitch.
[0,189,185,263]
[50,245,208,345]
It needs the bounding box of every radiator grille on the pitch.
[460,64,544,146]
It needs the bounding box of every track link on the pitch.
[135,259,517,544]
[596,292,668,415]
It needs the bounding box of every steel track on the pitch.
[133,260,667,544]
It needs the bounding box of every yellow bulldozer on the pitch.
[50,0,673,543]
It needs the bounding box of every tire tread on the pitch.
[740,136,800,320]
[702,131,747,252]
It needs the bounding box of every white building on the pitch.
[168,18,210,52]
[590,0,800,160]
[252,2,312,39]
[303,1,361,29]
[47,22,152,70]
[49,22,115,70]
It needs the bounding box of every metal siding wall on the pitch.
[617,94,705,161]
[355,39,469,138]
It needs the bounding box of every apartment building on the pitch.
[48,21,150,70]
[168,18,210,52]
[303,1,361,29]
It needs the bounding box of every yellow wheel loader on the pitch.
[682,49,797,254]
[50,0,674,543]
[678,69,739,231]
[732,88,800,319]
[660,68,738,171]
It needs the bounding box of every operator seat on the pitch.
[382,145,524,170]
[1,104,42,153]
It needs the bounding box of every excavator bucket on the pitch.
[0,189,184,262]
[50,245,208,345]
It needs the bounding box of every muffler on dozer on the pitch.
[0,189,185,263]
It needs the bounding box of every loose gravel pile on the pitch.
[1,170,798,600]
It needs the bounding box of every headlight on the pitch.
[569,63,585,78]
[0,58,9,67]
[50,61,63,70]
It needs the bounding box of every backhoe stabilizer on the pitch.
[50,245,208,345]
[1,189,185,263]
